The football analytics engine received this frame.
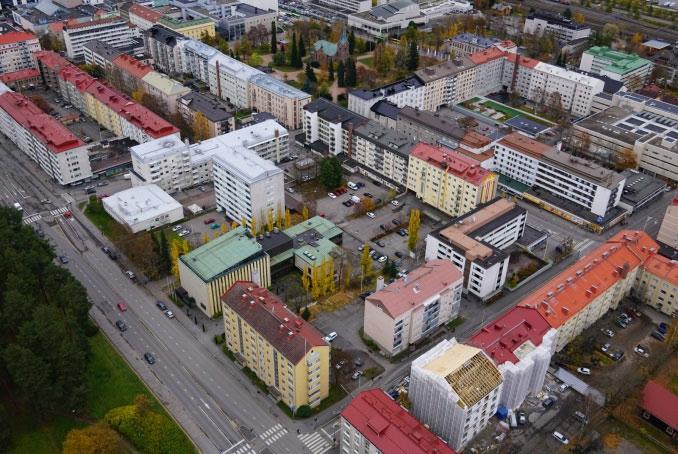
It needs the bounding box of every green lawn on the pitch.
[272,65,301,72]
[358,57,374,68]
[7,333,192,453]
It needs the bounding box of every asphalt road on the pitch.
[0,137,328,454]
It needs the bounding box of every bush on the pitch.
[301,307,311,321]
[84,319,100,337]
[296,405,312,418]
[222,344,235,361]
[213,334,225,345]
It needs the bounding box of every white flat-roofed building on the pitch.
[181,39,219,83]
[208,52,262,108]
[102,184,184,232]
[316,0,371,13]
[523,12,591,43]
[212,147,284,228]
[363,260,463,356]
[131,120,288,191]
[302,98,369,155]
[493,132,625,218]
[580,47,653,90]
[409,338,503,451]
[347,0,428,40]
[62,18,138,62]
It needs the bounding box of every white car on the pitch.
[576,367,591,375]
[391,200,400,206]
[328,192,337,199]
[552,431,569,444]
[171,225,183,232]
[378,255,387,263]
[323,332,337,343]
[164,310,175,319]
[366,212,375,219]
[286,187,295,193]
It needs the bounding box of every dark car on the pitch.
[652,331,665,342]
[353,357,364,367]
[397,229,407,237]
[58,255,69,264]
[115,320,127,332]
[376,240,386,247]
[102,246,117,260]
[395,251,404,258]
[156,301,168,311]
[203,218,216,224]
[364,192,373,198]
[392,219,400,225]
[542,397,555,408]
[143,352,156,364]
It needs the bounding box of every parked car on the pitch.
[204,218,215,225]
[115,320,127,332]
[517,411,527,425]
[380,224,387,231]
[615,319,628,329]
[58,255,69,264]
[335,360,346,370]
[353,357,364,367]
[397,228,407,237]
[395,251,404,258]
[378,256,387,263]
[601,343,611,353]
[117,302,127,312]
[391,200,400,206]
[387,390,399,400]
[210,223,220,229]
[376,240,386,247]
[347,182,358,190]
[552,431,569,444]
[609,351,624,361]
[576,367,591,375]
[601,328,615,338]
[143,352,156,364]
[327,192,336,199]
[351,370,363,380]
[125,270,136,280]
[392,219,400,225]
[179,229,190,237]
[559,383,569,393]
[156,301,168,311]
[573,411,589,424]
[286,187,295,193]
[323,332,337,343]
[171,225,183,232]
[634,345,649,357]
[542,397,555,408]
[342,201,353,207]
[364,192,373,198]
[366,212,375,219]
[658,322,668,334]
[164,310,175,319]
[652,331,666,341]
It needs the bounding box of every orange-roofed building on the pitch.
[129,4,164,30]
[363,260,463,356]
[111,54,152,82]
[0,91,92,185]
[519,230,658,351]
[635,254,678,317]
[407,142,497,217]
[0,68,41,90]
[0,31,40,74]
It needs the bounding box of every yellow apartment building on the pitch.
[222,282,330,411]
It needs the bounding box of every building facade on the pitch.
[102,184,183,232]
[407,143,497,217]
[249,73,311,130]
[340,389,456,454]
[62,18,138,61]
[0,31,40,74]
[425,198,525,300]
[178,227,271,316]
[222,282,330,410]
[302,98,368,155]
[635,254,678,317]
[657,195,678,250]
[580,47,653,90]
[410,339,503,451]
[178,90,235,138]
[144,25,188,76]
[523,12,591,43]
[363,260,463,356]
[347,0,428,39]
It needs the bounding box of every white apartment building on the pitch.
[523,12,591,43]
[0,31,40,74]
[62,18,138,61]
[468,306,557,410]
[102,184,184,233]
[316,0,371,13]
[348,76,427,118]
[180,39,218,83]
[208,52,262,108]
[425,198,526,300]
[580,47,653,90]
[0,89,92,186]
[493,132,625,218]
[303,98,368,156]
[363,260,463,356]
[212,148,284,228]
[410,338,503,451]
[144,25,189,76]
[350,122,415,188]
[347,0,428,39]
[130,120,288,192]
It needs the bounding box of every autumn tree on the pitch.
[615,147,638,170]
[170,238,181,279]
[267,208,274,232]
[337,60,346,87]
[302,205,309,220]
[63,422,123,454]
[457,116,477,131]
[408,209,420,252]
[202,232,210,244]
[360,245,373,281]
[406,38,419,71]
[573,11,586,23]
[285,208,292,228]
[192,112,211,142]
[221,223,229,234]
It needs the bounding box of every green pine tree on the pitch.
[304,61,316,83]
[337,60,345,87]
[299,34,306,58]
[407,39,419,71]
[290,32,300,68]
[348,30,356,54]
[346,58,357,86]
[328,59,334,81]
[270,21,277,54]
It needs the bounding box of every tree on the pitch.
[273,51,286,66]
[267,208,274,232]
[303,61,316,92]
[170,238,181,279]
[373,42,395,76]
[271,21,277,53]
[615,147,638,170]
[345,58,357,87]
[285,208,292,228]
[159,230,170,275]
[563,7,572,19]
[337,60,346,87]
[360,246,372,281]
[299,34,306,58]
[29,95,52,113]
[319,157,342,190]
[192,111,211,142]
[348,30,356,54]
[290,32,301,68]
[601,23,620,45]
[79,63,105,79]
[251,217,258,235]
[202,232,210,244]
[407,209,420,252]
[573,11,586,23]
[63,422,122,454]
[248,52,263,67]
[0,405,9,452]
[629,32,643,51]
[457,116,476,131]
[406,39,419,71]
[301,306,311,320]
[302,206,309,220]
[328,59,334,81]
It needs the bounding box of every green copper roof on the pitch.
[180,226,264,282]
[159,16,214,29]
[314,40,338,57]
[284,216,342,239]
[585,46,652,75]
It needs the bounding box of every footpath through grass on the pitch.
[7,333,193,454]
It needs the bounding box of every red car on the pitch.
[203,218,215,224]
[117,302,128,312]
[63,210,72,218]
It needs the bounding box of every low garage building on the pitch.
[102,184,184,233]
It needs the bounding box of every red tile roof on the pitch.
[0,92,84,153]
[34,50,71,71]
[112,54,152,79]
[467,47,505,65]
[0,31,38,45]
[60,65,96,91]
[341,389,456,454]
[221,282,328,364]
[641,381,678,430]
[519,230,658,329]
[0,68,40,84]
[642,254,678,286]
[467,306,552,365]
[497,132,553,158]
[410,142,493,186]
[63,17,122,31]
[129,4,164,22]
[366,260,463,319]
[505,52,540,69]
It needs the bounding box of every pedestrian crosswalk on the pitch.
[225,441,255,454]
[50,206,69,216]
[22,213,42,225]
[260,423,288,446]
[298,431,332,454]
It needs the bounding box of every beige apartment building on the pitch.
[222,282,330,411]
[635,255,678,317]
[249,74,311,130]
[657,196,678,250]
[407,142,497,217]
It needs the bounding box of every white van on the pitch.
[13,202,23,211]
